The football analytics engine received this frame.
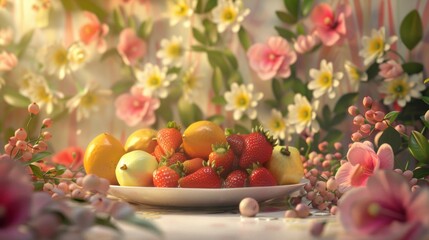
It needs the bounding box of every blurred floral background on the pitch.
[0,0,428,157]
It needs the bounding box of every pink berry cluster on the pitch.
[348,96,404,142]
[4,102,53,161]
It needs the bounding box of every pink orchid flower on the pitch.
[338,170,429,239]
[379,60,404,79]
[310,3,347,46]
[0,51,18,72]
[79,11,109,53]
[335,141,394,193]
[115,86,160,127]
[117,28,146,66]
[294,34,320,54]
[247,36,297,80]
[51,146,84,171]
[0,155,33,240]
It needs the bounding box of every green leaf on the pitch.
[384,111,400,123]
[378,126,401,151]
[402,62,423,75]
[233,124,250,134]
[212,67,223,95]
[296,23,306,35]
[207,115,225,125]
[408,130,429,164]
[302,0,314,16]
[365,62,379,80]
[111,80,134,95]
[195,0,218,14]
[333,92,359,115]
[211,95,227,105]
[191,45,207,52]
[137,19,153,39]
[113,8,126,30]
[74,0,107,20]
[400,10,423,50]
[24,152,51,165]
[272,78,283,101]
[192,27,207,44]
[202,19,218,45]
[413,166,429,179]
[33,181,44,191]
[275,26,296,41]
[284,0,300,19]
[29,164,44,178]
[238,27,251,51]
[156,100,173,123]
[422,96,429,105]
[178,98,203,127]
[100,48,119,61]
[323,129,343,144]
[224,51,238,70]
[275,11,297,24]
[15,29,34,58]
[3,88,31,108]
[321,105,331,129]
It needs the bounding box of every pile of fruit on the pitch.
[83,120,304,188]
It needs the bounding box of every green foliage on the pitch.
[402,62,423,75]
[195,0,218,14]
[378,126,402,151]
[283,0,299,21]
[413,166,429,178]
[365,62,379,80]
[238,27,251,51]
[323,129,343,144]
[302,0,314,16]
[276,11,297,24]
[384,111,400,123]
[137,19,153,39]
[408,131,429,164]
[111,80,134,95]
[275,26,296,41]
[3,87,31,108]
[15,29,34,58]
[400,10,423,50]
[178,98,203,127]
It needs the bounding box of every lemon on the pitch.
[84,133,125,185]
[182,120,226,159]
[124,128,157,153]
[115,150,158,186]
[265,145,304,185]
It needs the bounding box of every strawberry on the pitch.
[178,166,222,188]
[162,151,187,166]
[224,169,248,188]
[153,166,181,187]
[239,126,277,169]
[157,121,183,155]
[152,145,167,162]
[182,158,205,175]
[248,165,277,187]
[208,143,234,177]
[225,128,245,156]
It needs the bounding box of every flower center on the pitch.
[270,118,285,131]
[36,86,51,102]
[81,93,96,107]
[235,93,249,108]
[318,72,333,87]
[53,48,68,66]
[388,78,409,98]
[167,43,182,58]
[298,105,312,122]
[147,74,162,87]
[369,37,384,54]
[221,7,237,22]
[174,3,189,17]
[268,53,276,61]
[324,17,332,26]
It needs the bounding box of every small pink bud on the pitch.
[360,124,371,133]
[284,210,298,218]
[42,131,52,140]
[8,136,17,146]
[375,121,388,131]
[239,198,259,217]
[365,110,375,123]
[14,128,27,141]
[82,174,101,191]
[295,203,310,218]
[330,205,338,215]
[16,140,27,150]
[310,221,326,237]
[394,124,405,134]
[306,191,316,201]
[353,115,365,125]
[333,142,342,150]
[334,152,342,159]
[318,141,328,152]
[373,111,385,122]
[315,181,327,192]
[351,132,362,142]
[362,96,373,108]
[42,118,53,128]
[310,168,319,177]
[347,106,359,116]
[340,159,347,165]
[322,160,330,168]
[326,178,338,191]
[425,110,429,122]
[111,202,135,220]
[28,102,40,115]
[22,151,32,161]
[305,137,313,145]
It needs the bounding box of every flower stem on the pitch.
[387,49,406,63]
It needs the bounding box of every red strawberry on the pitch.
[178,166,222,188]
[153,145,167,162]
[224,169,248,188]
[157,121,183,155]
[182,158,205,175]
[208,143,234,177]
[153,166,181,187]
[248,165,277,187]
[226,134,245,156]
[162,151,187,166]
[239,126,277,169]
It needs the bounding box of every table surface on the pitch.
[85,198,347,240]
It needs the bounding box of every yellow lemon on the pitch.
[115,150,158,186]
[265,145,304,185]
[182,120,226,159]
[83,133,125,185]
[124,128,157,153]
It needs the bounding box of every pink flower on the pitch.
[0,155,33,239]
[379,60,404,79]
[0,28,14,46]
[294,34,320,54]
[79,11,109,53]
[115,86,160,126]
[117,28,146,66]
[247,36,297,80]
[0,51,17,72]
[310,3,347,46]
[51,146,84,171]
[338,170,429,239]
[335,141,394,192]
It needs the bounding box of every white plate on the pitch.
[109,179,307,207]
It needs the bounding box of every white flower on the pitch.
[264,109,291,141]
[379,73,426,107]
[359,27,397,66]
[67,42,88,71]
[156,36,185,67]
[181,65,200,101]
[66,82,112,121]
[344,61,368,90]
[308,59,342,99]
[212,0,250,33]
[135,63,176,99]
[287,94,320,134]
[224,83,263,120]
[168,0,196,28]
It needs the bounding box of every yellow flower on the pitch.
[287,94,320,134]
[359,27,397,66]
[224,83,263,120]
[308,59,342,99]
[379,73,425,107]
[181,65,200,101]
[168,0,196,28]
[212,0,250,33]
[66,82,112,121]
[156,36,185,67]
[135,63,176,98]
[264,109,291,141]
[344,61,368,90]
